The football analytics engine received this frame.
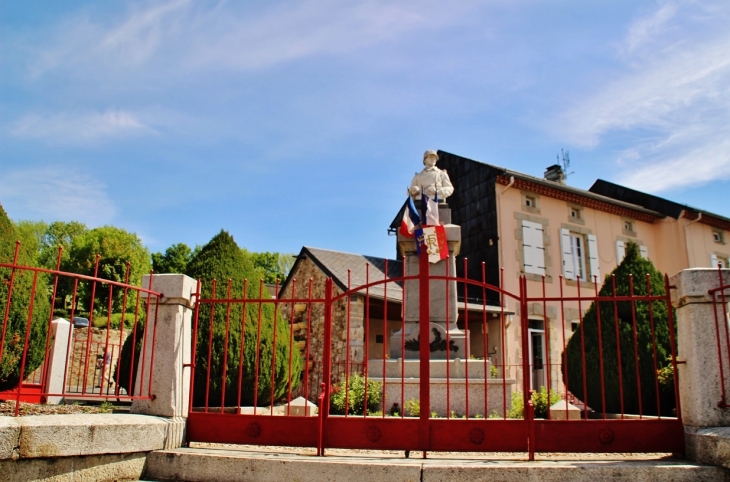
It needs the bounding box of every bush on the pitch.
[329,374,382,415]
[186,231,302,407]
[0,204,50,391]
[404,398,420,417]
[562,242,675,416]
[506,388,562,419]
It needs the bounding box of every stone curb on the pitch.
[0,414,168,460]
[146,448,729,482]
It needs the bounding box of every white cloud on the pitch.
[555,1,730,193]
[0,167,118,226]
[11,109,155,145]
[20,0,475,77]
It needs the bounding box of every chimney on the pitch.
[544,164,566,185]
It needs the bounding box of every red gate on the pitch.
[185,252,683,457]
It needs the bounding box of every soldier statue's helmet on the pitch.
[423,149,439,165]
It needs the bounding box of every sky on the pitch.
[1,0,729,260]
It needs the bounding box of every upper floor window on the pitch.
[560,229,599,282]
[525,196,537,208]
[569,207,582,220]
[522,220,546,276]
[711,253,728,268]
[713,230,725,244]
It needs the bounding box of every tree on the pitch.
[562,242,675,416]
[0,204,50,391]
[186,230,302,407]
[151,243,194,274]
[39,221,87,269]
[12,220,48,266]
[247,251,296,285]
[61,226,151,314]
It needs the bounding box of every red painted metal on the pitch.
[179,248,688,457]
[0,247,162,411]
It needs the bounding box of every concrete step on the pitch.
[145,447,729,482]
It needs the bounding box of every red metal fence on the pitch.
[0,242,162,414]
[185,253,684,458]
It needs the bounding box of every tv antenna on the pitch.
[557,149,574,178]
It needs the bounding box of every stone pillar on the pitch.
[391,204,465,360]
[671,268,730,464]
[131,274,196,448]
[45,318,73,404]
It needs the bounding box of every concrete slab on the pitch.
[15,414,167,458]
[686,426,730,469]
[0,417,20,460]
[145,448,423,482]
[0,452,146,482]
[145,447,730,482]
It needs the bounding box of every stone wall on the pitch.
[279,257,365,400]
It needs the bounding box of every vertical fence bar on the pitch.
[611,275,625,418]
[81,255,101,394]
[445,262,451,418]
[629,275,643,418]
[269,279,280,415]
[304,279,313,411]
[286,280,296,414]
[401,260,406,418]
[500,267,507,419]
[463,258,469,419]
[41,246,64,397]
[664,274,681,419]
[418,248,431,452]
[382,260,388,419]
[577,276,588,420]
[236,279,248,411]
[188,279,202,419]
[481,262,488,418]
[542,275,551,419]
[253,280,264,412]
[594,277,606,419]
[345,270,351,417]
[15,270,39,415]
[220,280,233,413]
[321,278,334,455]
[558,275,568,419]
[113,264,132,397]
[146,279,160,401]
[204,280,217,412]
[646,274,661,418]
[364,263,370,418]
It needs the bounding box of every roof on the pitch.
[590,179,730,229]
[389,151,666,231]
[280,246,403,302]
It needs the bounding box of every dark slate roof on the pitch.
[589,179,730,224]
[388,151,665,230]
[280,246,403,301]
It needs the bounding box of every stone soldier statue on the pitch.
[409,150,454,202]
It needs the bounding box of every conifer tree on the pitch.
[0,204,50,391]
[185,230,302,407]
[562,241,675,416]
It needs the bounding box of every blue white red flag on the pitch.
[399,196,421,237]
[422,193,439,226]
[415,225,448,263]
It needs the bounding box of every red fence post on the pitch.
[318,278,334,456]
[418,248,431,454]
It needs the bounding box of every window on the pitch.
[714,231,725,244]
[624,220,633,232]
[561,229,599,281]
[522,220,546,276]
[525,196,536,208]
[569,207,582,220]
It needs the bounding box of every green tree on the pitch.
[13,220,48,266]
[151,243,194,274]
[39,221,87,269]
[562,242,675,416]
[0,205,50,391]
[61,226,151,314]
[248,251,295,285]
[186,230,302,407]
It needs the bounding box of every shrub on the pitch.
[114,323,145,395]
[562,241,675,416]
[404,398,420,417]
[186,231,302,407]
[506,388,562,419]
[0,204,50,391]
[329,374,382,415]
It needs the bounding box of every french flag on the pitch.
[400,196,421,237]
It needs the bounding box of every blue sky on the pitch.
[1,0,729,259]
